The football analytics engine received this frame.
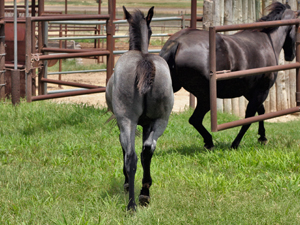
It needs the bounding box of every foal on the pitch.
[106,6,174,211]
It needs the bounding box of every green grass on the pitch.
[48,59,106,73]
[1,100,300,224]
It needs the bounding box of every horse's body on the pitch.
[160,2,297,149]
[106,6,174,210]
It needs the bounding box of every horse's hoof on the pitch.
[124,183,129,193]
[139,195,150,207]
[258,137,268,145]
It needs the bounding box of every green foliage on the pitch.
[150,38,167,47]
[0,101,300,224]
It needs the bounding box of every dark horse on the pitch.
[106,6,174,210]
[160,2,299,149]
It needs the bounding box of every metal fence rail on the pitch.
[42,16,185,96]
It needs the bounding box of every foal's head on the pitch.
[259,2,300,61]
[123,6,154,54]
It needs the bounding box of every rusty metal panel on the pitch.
[5,22,26,64]
[4,69,26,98]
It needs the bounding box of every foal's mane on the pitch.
[129,10,146,51]
[258,2,290,33]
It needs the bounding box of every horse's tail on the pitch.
[159,40,181,92]
[136,55,156,95]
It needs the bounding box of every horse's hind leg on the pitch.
[139,119,168,206]
[257,104,268,144]
[189,100,213,149]
[118,118,138,211]
[231,92,268,149]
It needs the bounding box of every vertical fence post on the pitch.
[190,0,197,29]
[43,21,48,95]
[209,26,218,132]
[106,0,115,83]
[38,0,45,95]
[26,17,32,102]
[296,24,300,106]
[11,69,20,105]
[0,0,5,100]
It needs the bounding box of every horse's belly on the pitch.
[217,79,248,99]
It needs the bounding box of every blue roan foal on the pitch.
[105,6,174,211]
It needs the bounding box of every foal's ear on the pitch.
[146,6,154,25]
[123,6,132,22]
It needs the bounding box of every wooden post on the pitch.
[285,63,290,108]
[223,0,233,114]
[203,0,214,30]
[231,0,242,116]
[255,0,261,20]
[276,51,288,111]
[214,0,225,113]
[0,0,5,100]
[189,0,197,108]
[288,0,297,108]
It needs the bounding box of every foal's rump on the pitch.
[144,55,174,119]
[109,51,173,119]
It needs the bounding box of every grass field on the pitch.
[1,100,300,224]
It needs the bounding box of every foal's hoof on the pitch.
[139,195,150,207]
[127,203,137,212]
[124,183,129,193]
[258,137,268,145]
[204,143,214,150]
[231,143,239,149]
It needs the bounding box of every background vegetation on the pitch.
[1,100,300,224]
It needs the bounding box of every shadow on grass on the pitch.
[157,142,236,157]
[99,175,146,210]
[157,144,208,157]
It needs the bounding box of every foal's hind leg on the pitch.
[139,119,168,206]
[118,118,138,211]
[121,145,129,192]
[257,104,268,144]
[189,101,213,149]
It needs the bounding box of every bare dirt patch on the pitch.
[48,69,191,112]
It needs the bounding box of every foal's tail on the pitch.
[136,55,156,95]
